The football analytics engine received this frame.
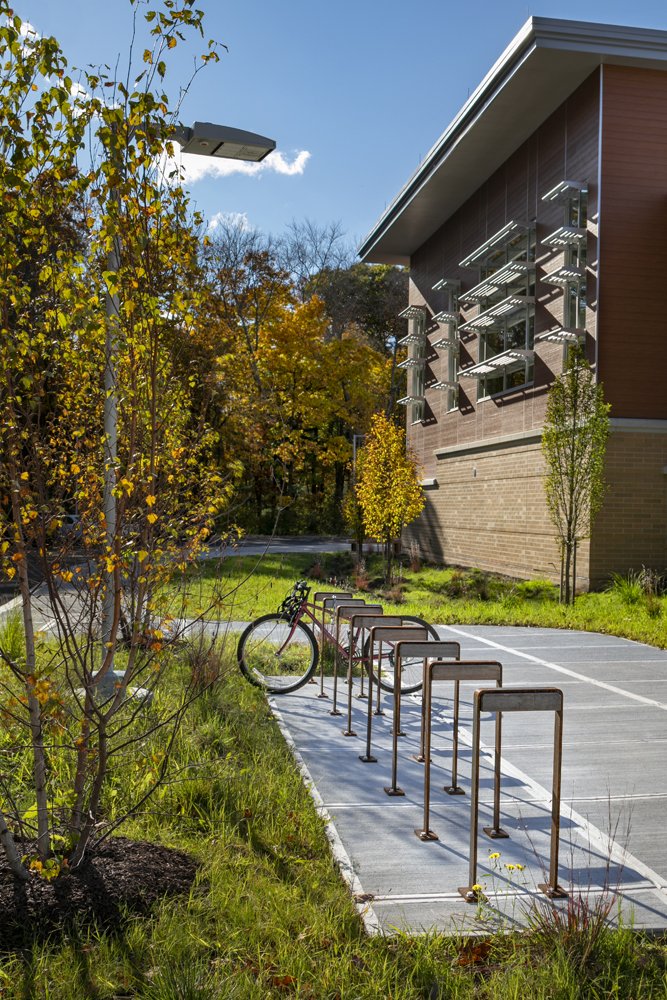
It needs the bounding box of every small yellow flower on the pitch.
[488,852,501,860]
[146,494,156,507]
[471,883,484,892]
[147,513,158,525]
[20,472,29,481]
[505,863,516,871]
[516,864,525,871]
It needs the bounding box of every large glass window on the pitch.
[478,308,535,398]
[477,233,535,399]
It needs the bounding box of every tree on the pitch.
[355,413,425,584]
[201,223,394,534]
[276,218,353,303]
[542,347,610,604]
[0,0,232,880]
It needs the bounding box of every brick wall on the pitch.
[405,435,585,585]
[589,424,667,585]
[408,423,667,589]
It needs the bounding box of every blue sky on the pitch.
[16,0,667,249]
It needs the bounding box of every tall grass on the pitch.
[0,665,665,998]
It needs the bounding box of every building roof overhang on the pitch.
[358,17,667,265]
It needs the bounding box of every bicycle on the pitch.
[236,580,438,695]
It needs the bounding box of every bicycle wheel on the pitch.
[237,614,318,694]
[364,616,439,695]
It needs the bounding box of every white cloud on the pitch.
[19,20,39,40]
[174,148,311,183]
[208,211,251,232]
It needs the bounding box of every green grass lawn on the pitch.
[3,666,664,999]
[6,553,665,996]
[173,549,667,649]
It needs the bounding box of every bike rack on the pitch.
[330,602,382,716]
[415,660,503,841]
[459,686,567,901]
[317,596,367,703]
[359,625,429,763]
[312,592,352,697]
[343,614,403,737]
[383,640,461,798]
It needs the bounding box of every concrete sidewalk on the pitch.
[270,625,667,935]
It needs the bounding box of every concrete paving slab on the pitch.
[270,625,667,935]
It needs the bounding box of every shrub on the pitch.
[353,560,370,591]
[307,559,324,581]
[443,569,468,598]
[514,578,559,601]
[407,540,422,573]
[609,568,665,616]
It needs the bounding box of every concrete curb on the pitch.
[269,697,383,937]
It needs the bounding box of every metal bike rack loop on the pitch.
[312,592,351,696]
[317,597,369,706]
[359,625,428,763]
[330,602,382,716]
[459,686,567,902]
[383,640,461,798]
[415,660,503,841]
[343,613,401,737]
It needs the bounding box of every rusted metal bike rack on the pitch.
[330,602,382,716]
[316,597,370,705]
[383,640,461,798]
[414,660,503,840]
[317,595,357,699]
[312,591,351,696]
[343,613,402,737]
[359,624,429,763]
[459,686,567,901]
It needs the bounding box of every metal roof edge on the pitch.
[357,16,537,261]
[358,16,667,263]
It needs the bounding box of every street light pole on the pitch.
[100,121,275,663]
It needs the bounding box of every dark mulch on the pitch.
[0,837,199,951]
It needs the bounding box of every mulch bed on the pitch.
[0,837,200,951]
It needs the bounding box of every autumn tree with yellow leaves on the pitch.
[202,222,394,533]
[0,0,233,879]
[355,413,425,584]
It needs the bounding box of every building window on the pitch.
[478,309,535,398]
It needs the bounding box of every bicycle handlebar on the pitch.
[277,580,311,618]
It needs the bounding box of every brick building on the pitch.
[359,17,667,589]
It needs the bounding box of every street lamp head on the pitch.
[173,121,276,162]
